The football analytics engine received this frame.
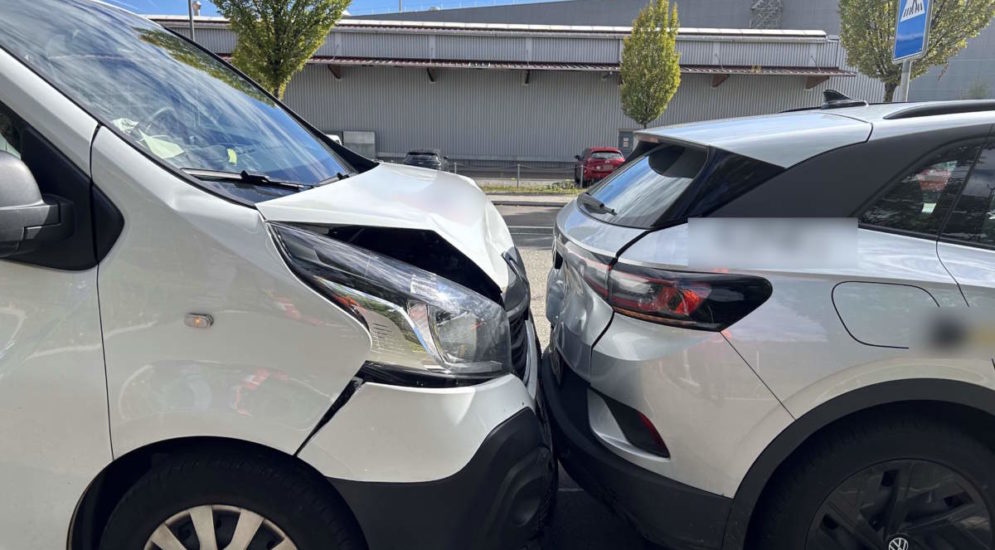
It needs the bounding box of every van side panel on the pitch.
[0,50,109,549]
[91,128,372,459]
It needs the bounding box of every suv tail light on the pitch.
[607,263,772,331]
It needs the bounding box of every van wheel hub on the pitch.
[144,504,297,550]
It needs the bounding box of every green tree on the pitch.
[215,0,349,99]
[962,78,992,99]
[839,0,995,102]
[620,0,681,128]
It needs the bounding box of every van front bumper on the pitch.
[328,407,553,550]
[299,319,553,550]
[540,349,732,550]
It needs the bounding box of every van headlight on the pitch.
[271,223,512,383]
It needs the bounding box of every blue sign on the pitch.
[894,0,931,61]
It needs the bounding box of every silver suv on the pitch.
[542,95,995,550]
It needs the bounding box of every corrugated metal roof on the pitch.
[151,15,829,40]
[263,55,854,76]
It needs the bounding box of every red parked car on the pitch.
[574,147,625,186]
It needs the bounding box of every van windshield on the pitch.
[0,0,353,195]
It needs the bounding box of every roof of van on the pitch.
[636,100,995,168]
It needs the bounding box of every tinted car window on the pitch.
[0,105,22,158]
[942,143,995,245]
[860,143,981,236]
[583,145,707,228]
[0,0,352,198]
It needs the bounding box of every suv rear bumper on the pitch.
[328,407,554,550]
[540,349,731,549]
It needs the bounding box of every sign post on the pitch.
[893,0,931,101]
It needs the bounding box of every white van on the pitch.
[0,1,551,549]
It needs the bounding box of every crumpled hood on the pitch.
[256,163,514,290]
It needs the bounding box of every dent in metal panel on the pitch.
[588,314,792,497]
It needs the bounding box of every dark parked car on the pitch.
[574,147,625,186]
[403,149,449,171]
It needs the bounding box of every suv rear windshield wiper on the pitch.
[578,192,616,216]
[181,168,310,191]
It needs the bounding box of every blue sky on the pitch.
[106,0,561,17]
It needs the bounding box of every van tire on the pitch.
[752,414,995,550]
[98,447,365,550]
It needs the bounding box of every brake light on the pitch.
[607,263,771,331]
[562,241,611,299]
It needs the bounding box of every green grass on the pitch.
[479,182,583,196]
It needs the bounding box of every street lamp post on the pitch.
[188,0,197,42]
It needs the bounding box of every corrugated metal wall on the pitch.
[283,65,882,162]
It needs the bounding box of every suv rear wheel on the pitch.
[99,448,365,550]
[754,414,995,550]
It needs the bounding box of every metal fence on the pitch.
[377,157,607,188]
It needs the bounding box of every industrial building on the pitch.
[153,0,994,169]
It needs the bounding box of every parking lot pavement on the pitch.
[504,207,651,549]
[498,204,560,250]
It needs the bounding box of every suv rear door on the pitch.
[937,137,995,310]
[547,143,710,378]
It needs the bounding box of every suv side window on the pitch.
[942,142,995,246]
[860,143,982,236]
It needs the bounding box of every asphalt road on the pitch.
[498,204,560,250]
[496,203,651,549]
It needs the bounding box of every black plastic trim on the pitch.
[721,378,995,550]
[91,184,123,262]
[714,126,992,218]
[594,388,671,458]
[358,361,495,388]
[541,351,730,549]
[884,101,995,120]
[326,408,553,550]
[6,126,96,270]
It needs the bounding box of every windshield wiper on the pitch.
[579,192,616,216]
[181,168,309,191]
[318,171,351,185]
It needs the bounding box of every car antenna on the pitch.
[821,89,868,109]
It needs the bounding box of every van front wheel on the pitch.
[98,448,365,550]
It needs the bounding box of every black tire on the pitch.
[99,447,366,550]
[753,414,995,550]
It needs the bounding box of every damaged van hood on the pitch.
[256,163,514,290]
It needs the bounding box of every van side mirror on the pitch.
[0,152,74,258]
[574,155,582,161]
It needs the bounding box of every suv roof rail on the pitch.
[883,100,995,120]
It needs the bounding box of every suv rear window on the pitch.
[581,143,786,228]
[582,145,707,228]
